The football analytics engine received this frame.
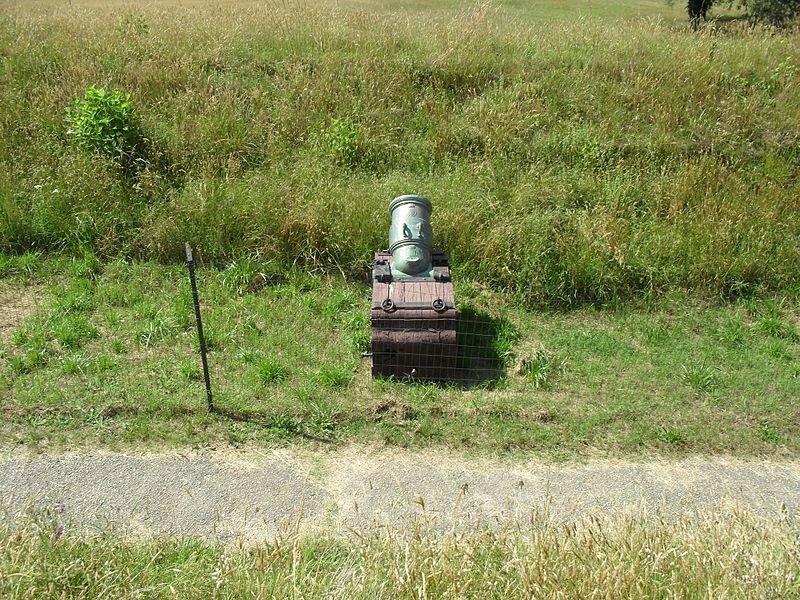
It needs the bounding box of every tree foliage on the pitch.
[740,0,800,25]
[676,0,799,26]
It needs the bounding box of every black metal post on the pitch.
[185,242,213,412]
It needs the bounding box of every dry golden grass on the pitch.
[1,501,798,598]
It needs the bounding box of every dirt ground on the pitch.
[0,283,40,341]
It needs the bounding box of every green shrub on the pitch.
[65,86,142,164]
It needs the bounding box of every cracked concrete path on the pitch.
[1,448,798,542]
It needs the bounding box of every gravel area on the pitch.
[1,448,798,542]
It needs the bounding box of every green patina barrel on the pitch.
[388,195,433,277]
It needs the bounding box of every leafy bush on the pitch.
[741,0,800,24]
[65,86,142,163]
[318,117,360,168]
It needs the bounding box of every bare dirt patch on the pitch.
[0,284,41,341]
[369,398,414,423]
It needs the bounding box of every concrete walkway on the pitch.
[1,448,798,542]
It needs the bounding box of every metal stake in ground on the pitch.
[185,242,213,412]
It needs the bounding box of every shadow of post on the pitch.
[212,405,335,443]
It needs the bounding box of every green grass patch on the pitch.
[0,255,797,458]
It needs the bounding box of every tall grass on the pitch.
[0,2,798,305]
[1,503,798,598]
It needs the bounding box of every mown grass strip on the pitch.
[0,255,797,457]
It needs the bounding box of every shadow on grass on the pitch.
[454,307,516,389]
[212,405,336,443]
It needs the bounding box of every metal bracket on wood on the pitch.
[375,299,455,313]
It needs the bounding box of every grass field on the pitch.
[0,0,796,451]
[2,0,689,21]
[1,252,797,458]
[1,0,798,306]
[0,0,799,457]
[1,2,799,597]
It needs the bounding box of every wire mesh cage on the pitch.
[371,312,509,386]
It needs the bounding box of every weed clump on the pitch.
[517,347,567,389]
[680,361,718,395]
[256,357,290,385]
[315,117,361,169]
